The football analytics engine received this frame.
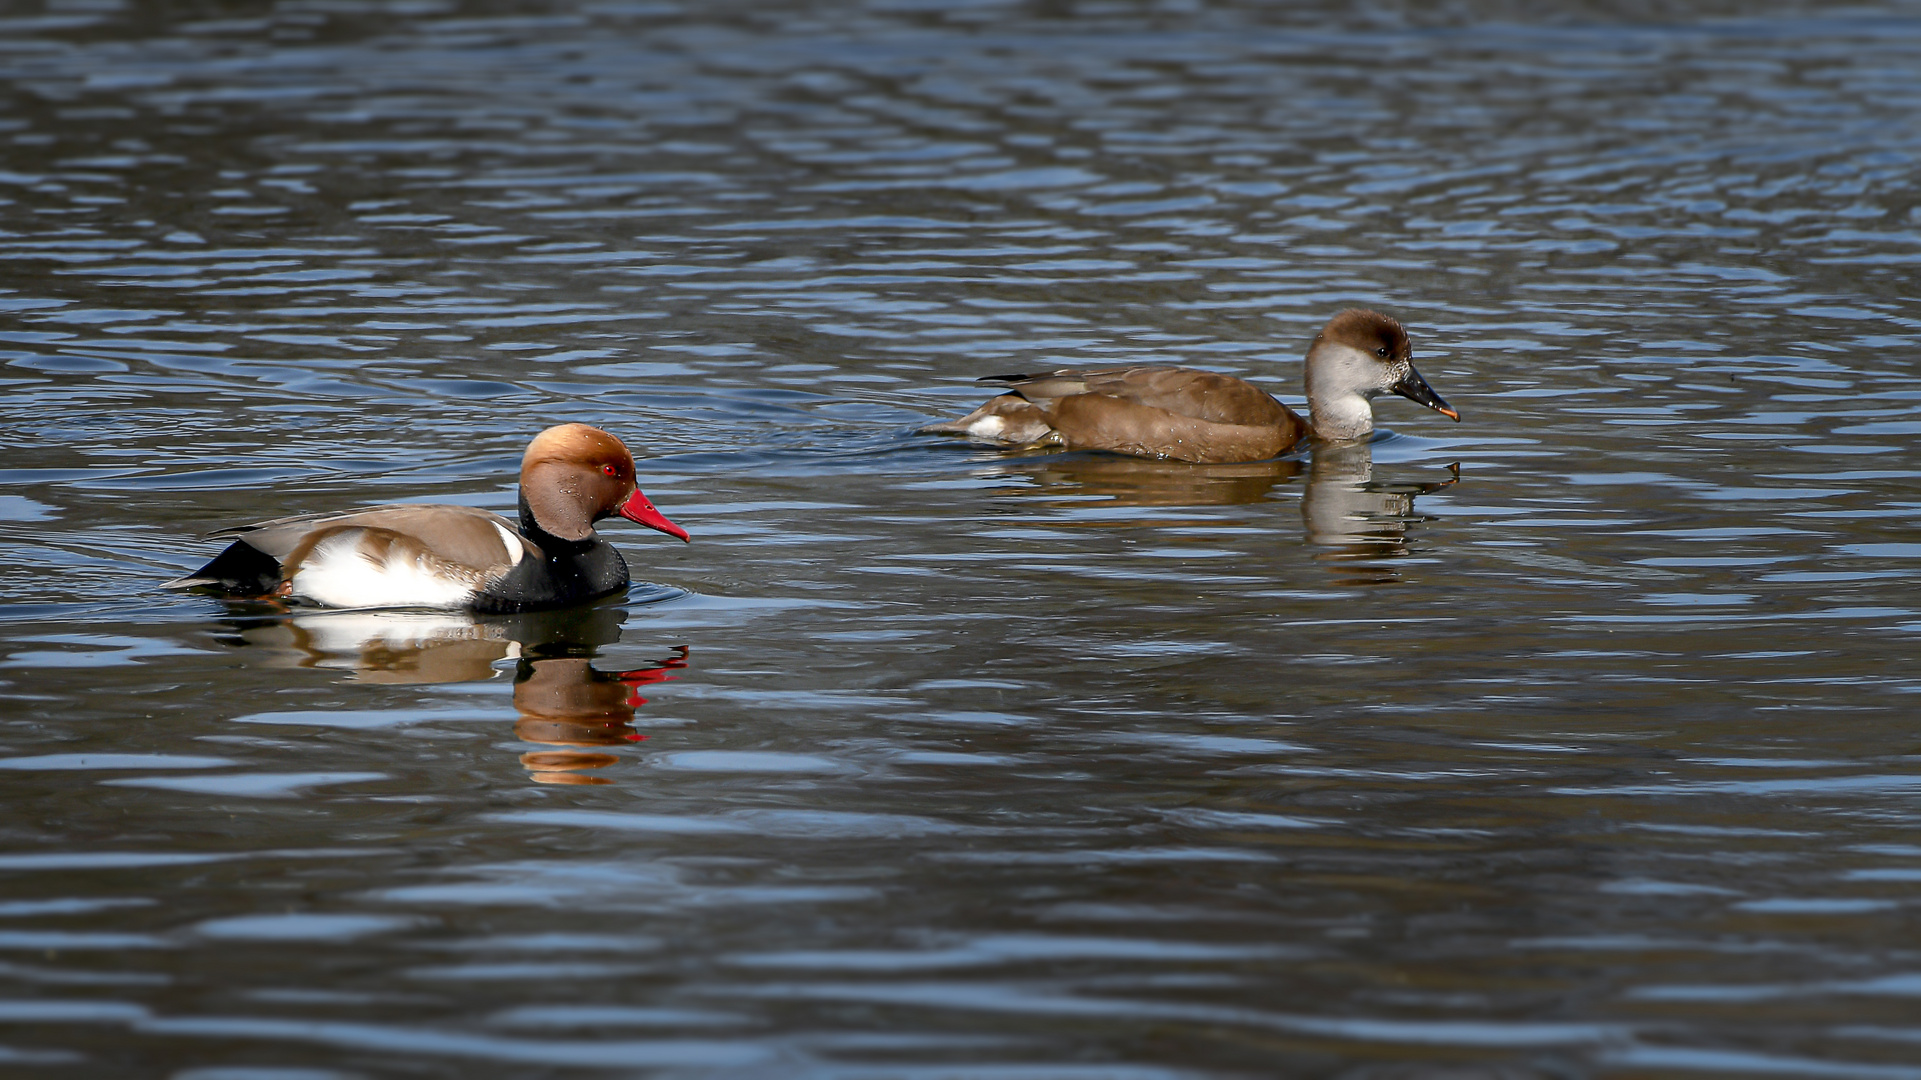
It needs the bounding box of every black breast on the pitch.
[474,537,631,614]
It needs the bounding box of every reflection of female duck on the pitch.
[1303,442,1459,582]
[1017,455,1302,508]
[978,439,1457,576]
[515,648,689,786]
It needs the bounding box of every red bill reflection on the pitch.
[515,646,691,785]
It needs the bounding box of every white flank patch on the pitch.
[966,415,1007,439]
[288,532,477,610]
[491,520,525,565]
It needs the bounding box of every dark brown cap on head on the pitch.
[521,423,636,486]
[518,423,643,540]
[1315,308,1411,363]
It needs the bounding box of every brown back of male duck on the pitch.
[922,309,1459,464]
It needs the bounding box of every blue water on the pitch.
[2,2,1920,1075]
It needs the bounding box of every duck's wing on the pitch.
[209,504,532,570]
[985,366,1295,427]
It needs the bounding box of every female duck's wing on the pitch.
[988,367,1295,427]
[984,367,1307,462]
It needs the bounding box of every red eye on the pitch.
[602,464,618,476]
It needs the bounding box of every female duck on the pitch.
[923,309,1459,464]
[165,424,689,613]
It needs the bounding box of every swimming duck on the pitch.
[163,423,688,613]
[921,308,1459,463]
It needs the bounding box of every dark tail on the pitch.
[161,540,284,597]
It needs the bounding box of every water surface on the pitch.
[3,1,1921,1075]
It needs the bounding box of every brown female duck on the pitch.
[923,309,1459,463]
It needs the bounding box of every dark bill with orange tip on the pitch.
[1392,365,1460,422]
[617,489,690,541]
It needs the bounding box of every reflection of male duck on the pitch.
[208,601,688,783]
[515,648,689,786]
[217,603,632,683]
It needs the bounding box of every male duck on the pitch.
[164,423,688,613]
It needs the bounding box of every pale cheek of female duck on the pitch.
[1317,346,1392,399]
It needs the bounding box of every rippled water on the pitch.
[3,1,1920,1075]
